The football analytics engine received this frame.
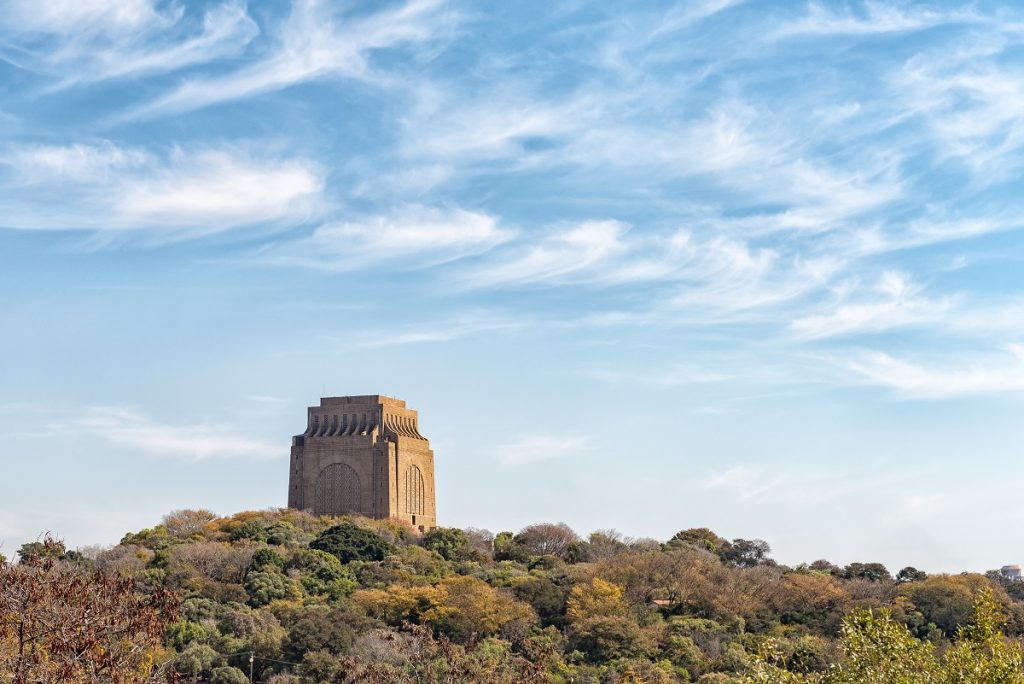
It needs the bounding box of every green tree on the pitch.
[422,527,470,560]
[230,520,268,543]
[842,562,891,583]
[309,523,395,563]
[244,570,299,607]
[209,665,249,684]
[288,548,356,599]
[282,607,358,662]
[897,566,928,584]
[667,528,728,554]
[249,547,284,572]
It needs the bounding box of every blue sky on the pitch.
[2,0,1024,571]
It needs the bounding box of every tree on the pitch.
[568,616,646,663]
[566,578,627,623]
[841,562,891,583]
[493,532,531,563]
[0,537,179,683]
[287,548,356,599]
[309,523,395,563]
[244,571,300,607]
[209,665,249,684]
[584,530,630,561]
[514,523,578,558]
[462,527,495,556]
[667,528,728,554]
[249,547,284,572]
[230,520,267,543]
[723,538,772,568]
[512,577,568,627]
[896,567,928,584]
[943,588,1024,683]
[746,590,1024,683]
[282,607,359,663]
[162,509,218,538]
[422,527,470,561]
[903,576,976,637]
[352,576,536,642]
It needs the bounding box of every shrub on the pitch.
[310,523,395,564]
[210,665,250,684]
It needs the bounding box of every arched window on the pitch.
[314,463,361,515]
[406,465,425,515]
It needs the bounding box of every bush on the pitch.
[288,548,357,598]
[231,520,268,543]
[310,523,395,564]
[244,570,299,607]
[422,527,470,560]
[210,665,249,684]
[249,547,284,572]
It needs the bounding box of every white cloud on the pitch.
[894,37,1024,183]
[669,233,842,315]
[465,220,629,287]
[0,143,322,235]
[127,0,455,119]
[703,464,785,500]
[775,2,974,39]
[405,89,596,164]
[2,0,167,34]
[0,0,258,87]
[117,151,321,228]
[791,272,957,339]
[70,406,279,460]
[350,311,526,347]
[845,344,1024,399]
[494,434,589,467]
[266,204,511,271]
[703,462,908,508]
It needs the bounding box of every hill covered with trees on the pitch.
[4,509,1024,683]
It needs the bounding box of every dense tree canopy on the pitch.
[7,511,1024,684]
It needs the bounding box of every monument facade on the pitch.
[287,395,437,531]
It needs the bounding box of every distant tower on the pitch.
[288,395,437,531]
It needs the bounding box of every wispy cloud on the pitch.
[494,434,589,467]
[0,0,258,87]
[0,143,322,235]
[125,0,456,120]
[262,204,511,271]
[348,311,527,348]
[791,272,957,339]
[845,344,1024,399]
[703,464,785,501]
[702,462,908,507]
[895,38,1024,183]
[66,406,279,460]
[774,2,975,39]
[464,220,629,287]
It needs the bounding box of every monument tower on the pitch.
[287,395,437,531]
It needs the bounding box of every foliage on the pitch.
[422,526,470,560]
[210,665,250,684]
[514,523,579,559]
[745,590,1024,684]
[309,522,396,564]
[16,510,1024,684]
[0,536,179,683]
[162,509,218,538]
[244,570,300,607]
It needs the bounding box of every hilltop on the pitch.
[4,508,1024,683]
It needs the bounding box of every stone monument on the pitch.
[287,395,437,531]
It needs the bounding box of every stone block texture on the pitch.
[288,395,436,531]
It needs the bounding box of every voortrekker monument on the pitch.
[287,395,437,531]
